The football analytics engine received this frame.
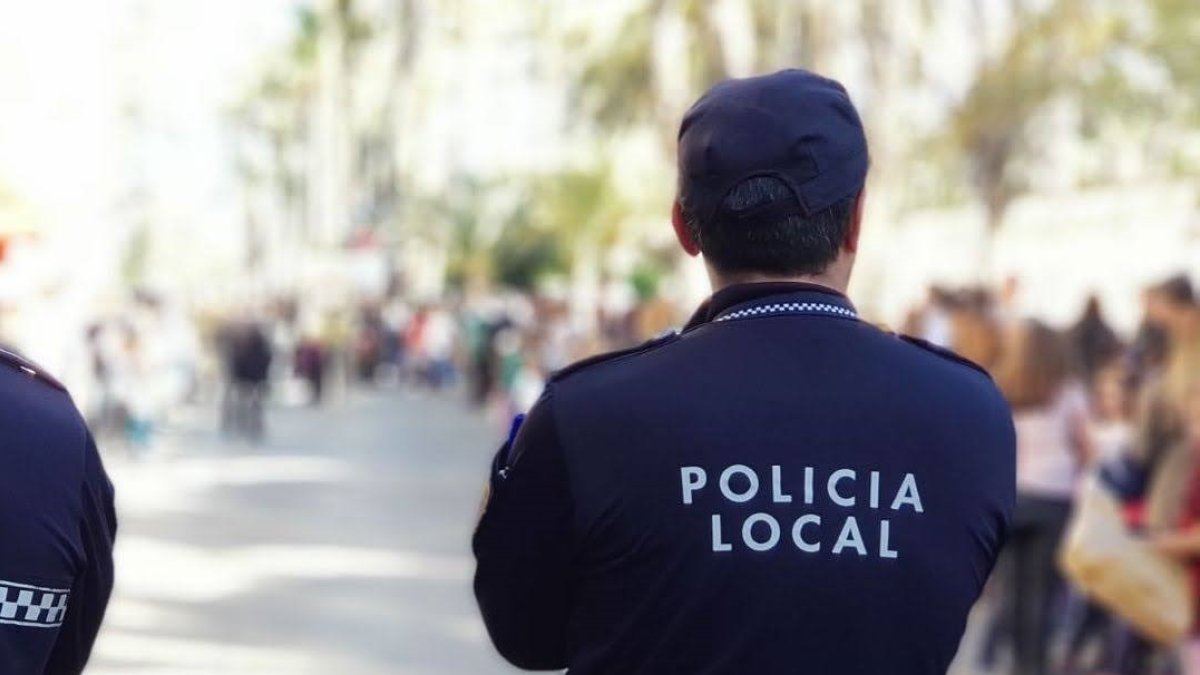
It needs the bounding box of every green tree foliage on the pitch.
[533,166,627,252]
[239,0,1200,294]
[427,176,496,289]
[569,0,730,149]
[1146,0,1200,121]
[948,0,1200,243]
[571,2,661,133]
[493,206,569,291]
[949,0,1120,237]
[630,249,676,301]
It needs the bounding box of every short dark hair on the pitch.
[682,176,857,277]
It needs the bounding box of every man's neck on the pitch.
[708,272,849,296]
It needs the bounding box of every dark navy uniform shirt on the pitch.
[0,349,116,674]
[474,283,1015,674]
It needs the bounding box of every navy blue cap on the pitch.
[677,69,868,225]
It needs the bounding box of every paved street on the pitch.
[89,388,514,675]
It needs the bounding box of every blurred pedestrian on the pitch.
[506,351,544,415]
[468,313,509,408]
[1135,275,1200,535]
[83,321,123,440]
[1130,286,1176,379]
[406,305,457,390]
[989,319,1092,675]
[119,330,156,451]
[220,319,273,442]
[1082,277,1200,675]
[424,306,457,389]
[353,305,385,384]
[294,336,327,406]
[1069,294,1124,387]
[1090,362,1138,463]
[1150,383,1200,674]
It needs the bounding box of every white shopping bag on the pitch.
[1060,475,1194,646]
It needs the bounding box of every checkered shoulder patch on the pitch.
[0,580,69,628]
[714,301,858,323]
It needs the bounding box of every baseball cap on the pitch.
[677,69,869,226]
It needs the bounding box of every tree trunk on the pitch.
[979,201,1006,284]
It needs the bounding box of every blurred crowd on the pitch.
[69,282,677,453]
[904,274,1200,675]
[82,291,203,454]
[428,271,1200,675]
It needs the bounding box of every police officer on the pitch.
[0,348,116,673]
[473,69,1014,674]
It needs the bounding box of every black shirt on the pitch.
[474,283,1015,674]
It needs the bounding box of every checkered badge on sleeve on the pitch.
[0,581,69,628]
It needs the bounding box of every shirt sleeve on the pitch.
[472,388,573,670]
[44,430,117,675]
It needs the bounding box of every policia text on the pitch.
[679,464,924,558]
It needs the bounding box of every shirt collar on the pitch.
[682,282,856,331]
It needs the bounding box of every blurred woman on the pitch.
[1150,384,1200,674]
[1138,278,1200,534]
[990,319,1093,675]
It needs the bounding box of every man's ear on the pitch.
[671,201,701,257]
[844,189,867,254]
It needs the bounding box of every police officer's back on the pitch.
[474,70,1015,675]
[0,349,116,673]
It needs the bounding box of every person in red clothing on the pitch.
[1150,383,1200,672]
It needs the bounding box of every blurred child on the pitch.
[1091,362,1137,463]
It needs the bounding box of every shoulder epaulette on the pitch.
[0,347,67,392]
[897,334,992,379]
[549,330,680,384]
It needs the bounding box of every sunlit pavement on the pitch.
[88,388,513,675]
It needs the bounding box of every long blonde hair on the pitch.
[1162,334,1200,412]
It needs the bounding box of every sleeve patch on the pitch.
[0,581,70,628]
